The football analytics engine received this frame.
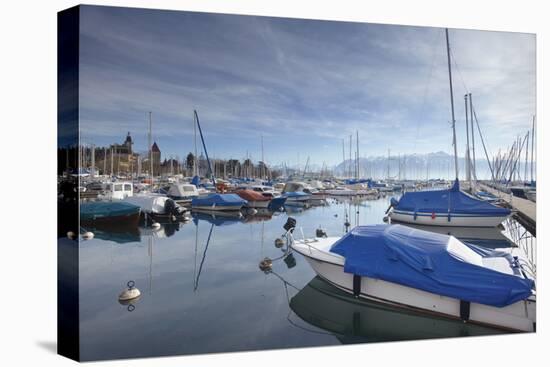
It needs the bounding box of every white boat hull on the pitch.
[244,200,271,209]
[291,238,535,332]
[285,196,311,202]
[191,204,243,211]
[389,209,509,228]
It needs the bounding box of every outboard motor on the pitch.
[283,217,296,233]
[385,197,399,215]
[164,198,187,219]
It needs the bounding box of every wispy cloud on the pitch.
[78,5,535,166]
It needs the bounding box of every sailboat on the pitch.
[387,29,511,228]
[190,110,247,211]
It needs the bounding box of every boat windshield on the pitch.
[447,237,482,266]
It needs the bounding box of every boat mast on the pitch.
[91,144,95,178]
[148,112,153,187]
[469,93,476,187]
[194,110,216,186]
[356,130,359,179]
[349,134,352,179]
[387,149,390,180]
[110,147,114,177]
[342,139,345,178]
[445,28,459,181]
[524,130,529,183]
[193,112,198,177]
[464,94,471,186]
[261,134,264,180]
[530,115,535,183]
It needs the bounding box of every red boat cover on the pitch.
[235,189,270,201]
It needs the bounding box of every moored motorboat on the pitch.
[165,183,200,205]
[191,193,247,211]
[80,201,141,227]
[289,220,535,332]
[324,187,358,196]
[282,182,312,203]
[124,193,189,222]
[235,189,271,208]
[282,191,311,203]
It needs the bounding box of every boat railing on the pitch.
[287,228,344,262]
[502,217,536,280]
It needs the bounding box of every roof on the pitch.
[151,142,160,152]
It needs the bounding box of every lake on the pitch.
[77,195,510,361]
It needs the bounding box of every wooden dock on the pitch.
[479,184,536,236]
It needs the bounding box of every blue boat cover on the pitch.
[330,224,534,307]
[191,193,247,207]
[394,179,510,216]
[80,201,140,221]
[191,175,201,186]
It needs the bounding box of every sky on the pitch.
[79,5,536,168]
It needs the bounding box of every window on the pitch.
[124,184,132,191]
[114,184,123,191]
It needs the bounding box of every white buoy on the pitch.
[67,231,76,240]
[81,231,94,240]
[151,222,161,229]
[118,281,141,302]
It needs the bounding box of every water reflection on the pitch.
[290,276,506,343]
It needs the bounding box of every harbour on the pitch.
[74,194,533,360]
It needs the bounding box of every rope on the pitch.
[413,30,441,154]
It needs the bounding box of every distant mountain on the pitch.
[334,151,498,180]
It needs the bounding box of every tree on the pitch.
[186,152,195,170]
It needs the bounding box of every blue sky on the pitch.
[79,5,535,168]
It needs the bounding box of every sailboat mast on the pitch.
[349,134,352,179]
[530,115,535,183]
[445,28,459,181]
[91,144,95,177]
[261,134,264,179]
[148,111,153,185]
[469,93,476,183]
[194,110,216,186]
[464,94,471,186]
[342,139,345,178]
[356,130,359,179]
[193,112,198,177]
[524,130,529,182]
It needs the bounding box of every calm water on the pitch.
[78,195,509,361]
